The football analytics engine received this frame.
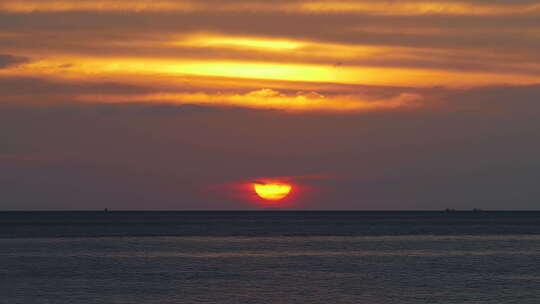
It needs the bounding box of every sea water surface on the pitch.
[1,211,540,303]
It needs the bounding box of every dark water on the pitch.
[1,211,540,303]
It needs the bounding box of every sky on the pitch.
[1,0,540,210]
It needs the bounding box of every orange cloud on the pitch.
[2,1,539,16]
[72,88,423,112]
[5,56,540,88]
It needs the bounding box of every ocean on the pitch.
[1,211,540,303]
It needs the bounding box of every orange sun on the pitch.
[253,183,292,201]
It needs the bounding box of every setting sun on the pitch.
[253,183,292,201]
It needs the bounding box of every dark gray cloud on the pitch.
[0,54,29,68]
[0,77,154,96]
[1,12,539,47]
[0,77,167,106]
